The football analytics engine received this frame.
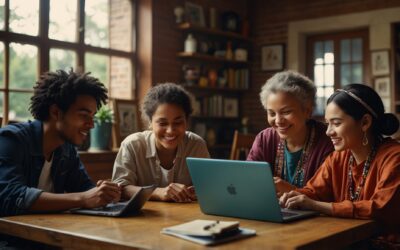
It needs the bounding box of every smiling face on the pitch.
[151,103,188,152]
[325,102,365,151]
[55,95,97,146]
[266,91,312,140]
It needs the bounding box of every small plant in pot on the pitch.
[90,105,114,151]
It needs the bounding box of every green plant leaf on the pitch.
[94,105,114,124]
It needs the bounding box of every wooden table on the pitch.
[0,202,378,250]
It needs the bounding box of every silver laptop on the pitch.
[70,185,155,217]
[186,158,318,223]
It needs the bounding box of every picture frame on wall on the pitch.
[371,50,390,76]
[374,77,390,97]
[113,99,140,146]
[185,2,205,27]
[261,44,285,71]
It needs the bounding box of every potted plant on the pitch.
[90,105,114,151]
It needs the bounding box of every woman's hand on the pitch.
[279,191,315,210]
[153,183,195,203]
[274,177,296,197]
[279,191,333,215]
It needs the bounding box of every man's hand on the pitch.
[80,180,122,208]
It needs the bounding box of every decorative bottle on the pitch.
[184,34,197,53]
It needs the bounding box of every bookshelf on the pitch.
[177,22,252,158]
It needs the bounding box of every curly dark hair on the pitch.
[141,83,193,126]
[29,69,108,121]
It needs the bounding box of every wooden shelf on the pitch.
[78,150,118,182]
[177,22,252,42]
[183,84,248,93]
[177,52,249,66]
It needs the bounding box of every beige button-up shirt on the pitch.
[112,130,210,187]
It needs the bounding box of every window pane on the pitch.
[324,41,334,64]
[341,39,350,63]
[110,0,133,52]
[314,42,323,64]
[352,63,362,83]
[10,0,39,36]
[110,57,132,99]
[325,87,334,99]
[340,64,351,87]
[85,0,109,48]
[314,87,325,116]
[0,0,5,30]
[85,53,109,88]
[324,64,334,86]
[0,42,3,87]
[49,0,77,42]
[314,65,324,86]
[9,43,38,89]
[50,48,76,71]
[352,38,362,62]
[9,92,32,121]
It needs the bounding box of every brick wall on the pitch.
[110,0,133,99]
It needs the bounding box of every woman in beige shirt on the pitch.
[112,83,210,202]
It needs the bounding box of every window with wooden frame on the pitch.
[306,29,369,116]
[0,0,136,124]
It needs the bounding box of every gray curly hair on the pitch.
[260,71,316,110]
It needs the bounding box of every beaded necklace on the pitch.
[347,145,377,201]
[274,123,316,187]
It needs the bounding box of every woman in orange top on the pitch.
[279,83,400,246]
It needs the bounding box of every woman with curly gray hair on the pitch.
[247,71,333,195]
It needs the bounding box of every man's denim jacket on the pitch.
[0,120,94,216]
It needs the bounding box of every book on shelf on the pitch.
[161,219,256,246]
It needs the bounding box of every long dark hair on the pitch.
[327,83,399,137]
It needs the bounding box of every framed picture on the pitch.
[113,99,140,146]
[371,50,390,76]
[224,98,238,118]
[374,77,390,97]
[185,2,205,27]
[261,44,284,71]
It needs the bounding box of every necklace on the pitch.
[274,123,315,187]
[347,146,377,201]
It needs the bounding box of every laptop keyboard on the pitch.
[92,204,125,212]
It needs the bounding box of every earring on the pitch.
[362,132,369,146]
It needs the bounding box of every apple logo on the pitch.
[227,184,237,195]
